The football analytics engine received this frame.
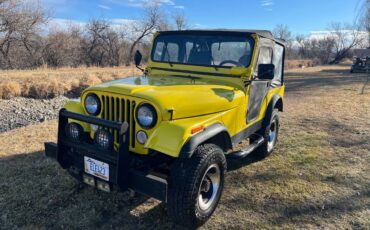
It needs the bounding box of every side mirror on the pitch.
[257,64,275,80]
[134,50,144,72]
[134,50,142,66]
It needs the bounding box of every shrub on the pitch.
[81,75,102,87]
[0,82,22,99]
[99,74,115,82]
[28,80,66,99]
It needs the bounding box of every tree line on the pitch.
[0,0,369,70]
[273,0,369,64]
[0,0,188,69]
[273,23,368,65]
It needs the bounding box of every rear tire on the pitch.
[167,144,226,228]
[250,109,279,157]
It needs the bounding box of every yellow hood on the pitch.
[87,75,245,120]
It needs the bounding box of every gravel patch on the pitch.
[0,96,69,133]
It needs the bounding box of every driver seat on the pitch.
[188,46,212,65]
[239,54,251,67]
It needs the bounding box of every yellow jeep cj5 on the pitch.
[45,29,285,227]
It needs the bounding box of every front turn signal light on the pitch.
[191,125,204,134]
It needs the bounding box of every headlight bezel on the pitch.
[84,93,101,116]
[136,103,157,129]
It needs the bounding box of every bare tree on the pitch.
[125,4,164,66]
[81,20,108,66]
[294,34,338,64]
[173,12,188,30]
[295,34,307,58]
[361,0,369,45]
[328,22,365,64]
[354,0,369,46]
[43,26,83,67]
[317,37,336,64]
[273,24,293,58]
[367,17,370,45]
[0,0,188,69]
[0,0,47,69]
[273,24,292,41]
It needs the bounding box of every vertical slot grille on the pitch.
[131,101,136,148]
[100,95,136,148]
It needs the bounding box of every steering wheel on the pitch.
[219,60,242,67]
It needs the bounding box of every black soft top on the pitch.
[157,29,285,46]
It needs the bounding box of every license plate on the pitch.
[84,156,109,181]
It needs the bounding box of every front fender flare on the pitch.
[63,100,90,131]
[179,123,232,158]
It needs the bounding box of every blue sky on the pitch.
[43,0,363,35]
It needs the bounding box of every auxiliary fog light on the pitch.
[65,122,83,142]
[136,130,148,145]
[97,180,111,192]
[94,129,113,150]
[83,174,95,187]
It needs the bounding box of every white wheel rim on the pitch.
[197,164,221,211]
[267,121,277,152]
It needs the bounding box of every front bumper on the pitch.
[45,109,167,201]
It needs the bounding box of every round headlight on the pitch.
[84,93,101,115]
[136,104,157,129]
[65,123,83,142]
[136,131,148,145]
[94,129,113,150]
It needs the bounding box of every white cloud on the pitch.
[41,0,68,8]
[287,30,368,49]
[309,30,368,43]
[261,0,274,10]
[110,18,138,28]
[193,23,209,29]
[111,18,136,24]
[158,0,175,5]
[46,18,138,32]
[107,0,175,8]
[262,1,273,6]
[174,5,185,9]
[47,18,87,30]
[98,4,111,10]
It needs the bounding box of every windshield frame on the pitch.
[150,32,256,69]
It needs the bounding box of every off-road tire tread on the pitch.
[167,143,226,228]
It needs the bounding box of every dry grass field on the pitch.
[0,64,369,229]
[0,61,320,99]
[0,66,141,99]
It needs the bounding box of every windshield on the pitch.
[151,33,254,68]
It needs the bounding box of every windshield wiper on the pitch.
[171,74,201,81]
[210,56,218,71]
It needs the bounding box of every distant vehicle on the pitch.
[350,56,370,73]
[44,29,285,228]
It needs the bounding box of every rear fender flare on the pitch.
[263,94,283,127]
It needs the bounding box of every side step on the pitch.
[226,135,265,159]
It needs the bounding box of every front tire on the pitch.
[167,144,226,228]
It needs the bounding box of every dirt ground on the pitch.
[0,64,369,229]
